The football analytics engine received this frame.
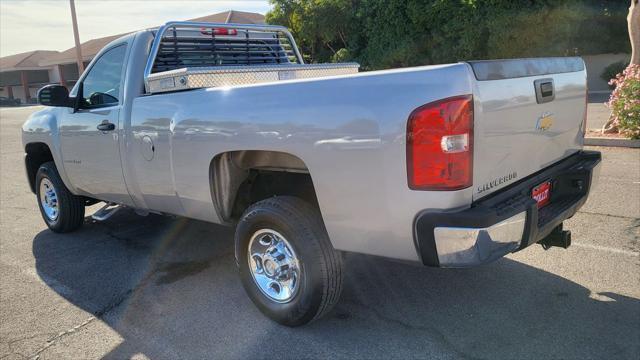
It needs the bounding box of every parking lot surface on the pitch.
[1,106,639,359]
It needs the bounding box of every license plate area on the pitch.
[532,180,552,208]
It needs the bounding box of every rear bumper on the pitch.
[414,150,602,267]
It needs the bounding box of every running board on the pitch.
[92,203,122,221]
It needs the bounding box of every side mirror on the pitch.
[38,85,71,107]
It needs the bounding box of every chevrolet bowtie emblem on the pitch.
[536,112,554,131]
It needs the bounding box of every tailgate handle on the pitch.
[534,78,555,104]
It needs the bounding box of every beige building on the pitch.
[0,10,264,104]
[0,50,60,103]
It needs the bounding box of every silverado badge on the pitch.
[536,112,554,131]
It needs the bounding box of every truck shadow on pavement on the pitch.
[32,209,639,359]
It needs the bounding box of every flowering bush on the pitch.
[601,61,628,89]
[606,64,640,139]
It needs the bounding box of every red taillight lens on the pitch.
[200,28,238,36]
[407,95,473,190]
[215,28,237,35]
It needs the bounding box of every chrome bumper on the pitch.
[433,212,527,267]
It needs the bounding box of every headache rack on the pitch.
[144,21,359,93]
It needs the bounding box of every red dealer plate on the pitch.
[532,181,552,208]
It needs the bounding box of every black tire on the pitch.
[35,161,85,233]
[235,196,343,326]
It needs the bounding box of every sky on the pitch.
[0,0,271,57]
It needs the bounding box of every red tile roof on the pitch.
[190,10,266,24]
[38,33,128,67]
[0,50,59,71]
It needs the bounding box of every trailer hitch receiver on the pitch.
[540,223,571,250]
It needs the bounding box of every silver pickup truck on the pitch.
[22,21,601,326]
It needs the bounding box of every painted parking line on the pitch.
[572,242,639,257]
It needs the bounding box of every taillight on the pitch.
[200,28,238,36]
[407,95,473,190]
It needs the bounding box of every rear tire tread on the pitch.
[237,196,343,325]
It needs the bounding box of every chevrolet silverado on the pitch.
[22,22,601,326]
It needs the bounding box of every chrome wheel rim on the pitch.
[39,178,58,222]
[248,229,301,303]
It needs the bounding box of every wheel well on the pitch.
[210,151,319,222]
[25,142,54,193]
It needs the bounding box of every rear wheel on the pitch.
[235,196,343,326]
[36,161,85,233]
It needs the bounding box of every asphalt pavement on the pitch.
[1,106,638,359]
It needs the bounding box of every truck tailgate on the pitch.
[467,58,586,200]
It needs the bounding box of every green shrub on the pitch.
[266,0,630,69]
[601,61,628,89]
[606,65,640,139]
[331,48,351,63]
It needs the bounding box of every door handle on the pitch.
[97,122,116,131]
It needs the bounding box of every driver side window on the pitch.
[80,44,126,108]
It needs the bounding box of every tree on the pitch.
[265,0,355,63]
[630,0,639,65]
[266,0,630,68]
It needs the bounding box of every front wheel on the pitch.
[35,161,85,233]
[235,196,343,326]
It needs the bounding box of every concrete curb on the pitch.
[584,137,640,148]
